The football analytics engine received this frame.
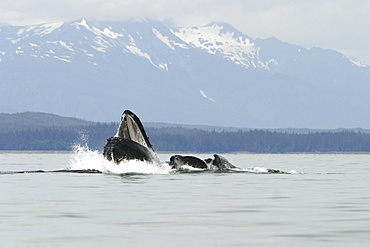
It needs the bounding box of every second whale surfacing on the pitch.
[169,154,238,171]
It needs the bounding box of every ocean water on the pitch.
[0,147,369,246]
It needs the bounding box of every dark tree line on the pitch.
[0,123,117,151]
[1,124,370,153]
[148,128,370,153]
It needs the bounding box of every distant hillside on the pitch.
[2,112,370,134]
[1,112,370,152]
[0,112,94,132]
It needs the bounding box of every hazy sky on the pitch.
[2,0,370,63]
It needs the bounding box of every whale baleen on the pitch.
[103,110,160,164]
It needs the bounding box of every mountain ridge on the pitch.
[1,19,370,128]
[0,112,94,132]
[2,111,370,135]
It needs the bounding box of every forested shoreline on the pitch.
[1,123,370,153]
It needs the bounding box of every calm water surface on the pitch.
[0,149,369,246]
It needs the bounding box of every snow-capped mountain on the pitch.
[1,19,369,128]
[173,22,276,70]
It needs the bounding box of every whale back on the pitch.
[213,154,237,170]
[169,155,208,169]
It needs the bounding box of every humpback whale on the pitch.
[169,155,209,169]
[103,110,160,164]
[169,154,239,171]
[211,154,238,170]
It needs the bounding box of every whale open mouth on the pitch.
[103,110,159,164]
[115,110,152,149]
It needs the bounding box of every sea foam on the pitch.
[68,144,171,175]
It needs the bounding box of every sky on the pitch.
[1,0,370,63]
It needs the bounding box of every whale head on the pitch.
[103,110,159,164]
[115,110,153,150]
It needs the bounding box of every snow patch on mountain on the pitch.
[72,19,124,53]
[126,45,150,59]
[73,19,123,40]
[173,23,275,70]
[152,28,188,50]
[47,41,75,52]
[126,43,168,70]
[152,28,175,50]
[53,56,71,63]
[12,21,63,42]
[15,47,24,54]
[200,90,216,103]
[36,22,64,36]
[349,57,370,67]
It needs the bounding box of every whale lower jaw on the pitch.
[103,137,159,164]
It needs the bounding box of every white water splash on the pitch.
[66,144,296,175]
[68,144,171,175]
[249,167,270,173]
[232,167,298,174]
